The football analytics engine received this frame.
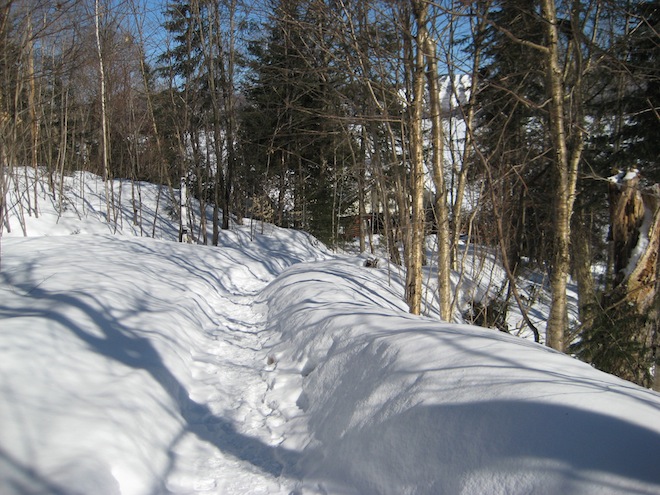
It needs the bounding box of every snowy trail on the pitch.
[0,233,320,495]
[0,170,333,494]
[167,296,277,494]
[167,288,294,494]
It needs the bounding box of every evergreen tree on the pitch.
[571,1,660,389]
[159,0,216,197]
[240,0,354,245]
[617,1,659,183]
[160,0,240,237]
[475,0,553,270]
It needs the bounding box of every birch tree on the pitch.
[405,0,428,315]
[95,0,112,223]
[542,0,586,351]
[423,6,452,321]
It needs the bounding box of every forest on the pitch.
[1,0,659,389]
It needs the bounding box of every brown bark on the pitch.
[406,0,428,315]
[95,0,111,223]
[27,15,39,218]
[606,173,660,389]
[571,209,597,330]
[609,175,660,314]
[450,11,483,274]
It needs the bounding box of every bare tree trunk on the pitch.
[406,0,428,315]
[56,86,69,218]
[603,173,660,389]
[358,127,367,253]
[424,31,452,321]
[179,176,191,243]
[190,0,227,243]
[128,0,171,192]
[27,15,39,218]
[95,0,111,224]
[609,175,660,316]
[377,162,400,266]
[0,0,11,265]
[541,0,580,351]
[450,6,483,274]
[571,208,597,331]
[221,0,238,230]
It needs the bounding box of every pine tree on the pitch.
[475,0,552,271]
[471,0,553,339]
[571,1,660,389]
[618,1,659,183]
[160,0,236,238]
[240,0,353,245]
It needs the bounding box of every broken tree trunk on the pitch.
[607,170,660,389]
[609,171,659,312]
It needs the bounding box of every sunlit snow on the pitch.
[1,169,660,494]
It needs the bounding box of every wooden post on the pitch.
[180,176,191,243]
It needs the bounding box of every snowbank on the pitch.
[260,259,660,495]
[2,170,180,238]
[0,233,324,494]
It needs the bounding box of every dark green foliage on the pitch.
[570,2,659,387]
[617,1,660,183]
[239,0,357,245]
[584,2,659,183]
[475,0,555,269]
[159,0,239,233]
[571,296,656,388]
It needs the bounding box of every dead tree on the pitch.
[575,170,660,389]
[608,172,660,388]
[609,173,659,291]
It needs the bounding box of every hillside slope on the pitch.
[1,169,660,494]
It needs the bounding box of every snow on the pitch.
[2,168,660,495]
[624,206,653,278]
[608,168,639,185]
[261,260,660,494]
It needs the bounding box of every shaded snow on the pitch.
[1,169,660,494]
[260,260,660,494]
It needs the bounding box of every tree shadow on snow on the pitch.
[0,269,301,493]
[264,264,660,493]
[317,400,660,495]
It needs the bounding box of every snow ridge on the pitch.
[261,259,660,495]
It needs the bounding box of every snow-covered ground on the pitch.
[2,169,660,494]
